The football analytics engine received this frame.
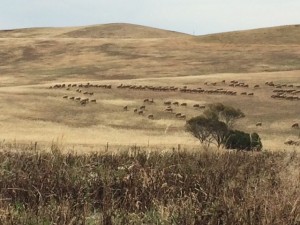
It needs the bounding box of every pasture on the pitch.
[0,70,299,151]
[0,24,299,151]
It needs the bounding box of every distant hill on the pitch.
[0,23,299,86]
[59,23,189,39]
[197,25,300,44]
[0,23,189,39]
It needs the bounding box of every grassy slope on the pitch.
[197,24,300,44]
[0,24,299,86]
[0,24,299,149]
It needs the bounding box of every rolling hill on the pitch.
[0,23,189,39]
[0,23,299,86]
[197,24,300,44]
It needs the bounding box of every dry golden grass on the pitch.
[0,24,299,151]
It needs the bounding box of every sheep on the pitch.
[134,108,138,113]
[164,101,172,105]
[164,108,173,112]
[175,113,182,118]
[173,102,179,106]
[256,122,262,126]
[143,98,149,103]
[90,99,96,103]
[69,96,75,100]
[248,93,254,96]
[181,103,187,106]
[199,105,206,109]
[241,92,247,95]
[138,110,144,115]
[292,123,299,129]
[193,104,200,108]
[123,106,128,111]
[148,114,154,119]
[254,85,260,88]
[140,105,146,110]
[75,97,81,101]
[63,95,68,99]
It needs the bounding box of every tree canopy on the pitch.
[186,103,261,151]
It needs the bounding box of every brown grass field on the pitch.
[0,23,299,224]
[0,23,299,151]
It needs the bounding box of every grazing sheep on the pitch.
[193,104,200,108]
[164,101,172,105]
[138,110,144,115]
[199,105,206,109]
[292,123,299,128]
[181,103,187,106]
[254,85,260,88]
[173,102,179,106]
[63,95,68,99]
[241,92,247,95]
[75,97,81,101]
[140,105,146,110]
[91,99,96,103]
[143,98,149,103]
[248,93,254,96]
[134,108,138,113]
[256,122,262,126]
[164,108,173,112]
[69,96,75,100]
[89,92,94,95]
[123,106,128,111]
[175,113,182,118]
[148,114,154,119]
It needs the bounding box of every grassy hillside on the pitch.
[59,23,190,38]
[197,24,300,44]
[0,24,300,86]
[0,23,299,149]
[0,23,189,39]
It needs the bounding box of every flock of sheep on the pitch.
[266,81,300,101]
[48,79,299,129]
[122,99,201,120]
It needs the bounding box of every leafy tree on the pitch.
[186,103,261,151]
[250,132,262,151]
[204,103,245,128]
[186,116,214,146]
[225,130,262,151]
[186,116,229,148]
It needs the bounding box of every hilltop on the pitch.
[197,24,300,44]
[0,23,189,39]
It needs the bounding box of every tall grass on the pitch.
[0,144,299,224]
